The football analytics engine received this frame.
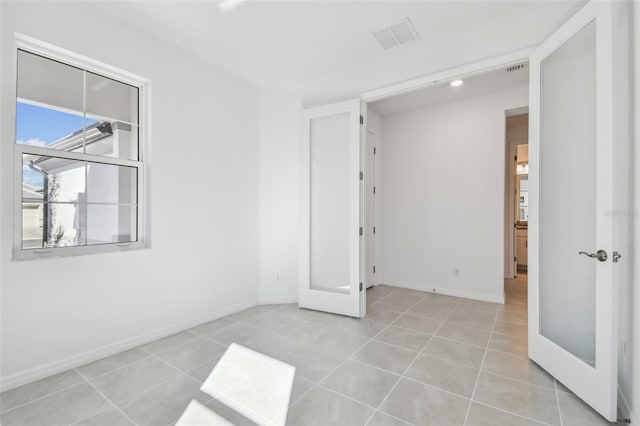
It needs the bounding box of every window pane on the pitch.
[86,72,139,160]
[22,202,85,249]
[87,205,137,245]
[17,50,83,117]
[87,163,137,204]
[86,72,138,124]
[22,154,86,203]
[15,102,92,151]
[16,51,94,151]
[22,202,45,249]
[83,121,139,160]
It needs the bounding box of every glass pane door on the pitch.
[299,100,362,317]
[539,20,597,366]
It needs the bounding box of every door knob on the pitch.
[578,250,608,262]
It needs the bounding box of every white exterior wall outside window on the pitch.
[13,37,149,260]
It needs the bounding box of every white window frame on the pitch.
[12,34,151,260]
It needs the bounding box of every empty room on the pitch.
[0,1,638,426]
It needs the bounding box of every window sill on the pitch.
[12,241,149,261]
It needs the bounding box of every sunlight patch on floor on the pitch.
[175,343,295,426]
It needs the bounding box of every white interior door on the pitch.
[528,1,616,421]
[365,130,376,289]
[299,99,363,317]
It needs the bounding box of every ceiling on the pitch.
[91,1,585,96]
[369,63,529,117]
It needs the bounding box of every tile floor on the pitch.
[0,274,617,425]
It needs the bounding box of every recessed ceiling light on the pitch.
[450,80,464,87]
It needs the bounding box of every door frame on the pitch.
[360,47,533,293]
[361,48,533,103]
[364,128,376,289]
[504,111,529,280]
[360,48,533,292]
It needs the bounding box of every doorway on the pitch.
[504,112,529,304]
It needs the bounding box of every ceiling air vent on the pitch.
[374,18,420,50]
[506,63,528,73]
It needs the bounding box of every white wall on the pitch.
[0,1,260,389]
[629,0,640,420]
[257,90,302,304]
[609,0,636,419]
[378,86,528,303]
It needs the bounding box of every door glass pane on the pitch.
[539,20,596,366]
[310,112,351,294]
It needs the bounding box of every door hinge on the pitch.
[514,155,517,161]
[359,282,363,291]
[360,115,364,125]
[374,147,377,155]
[373,226,376,234]
[514,256,517,262]
[359,227,363,236]
[373,266,376,274]
[373,186,376,194]
[360,171,363,180]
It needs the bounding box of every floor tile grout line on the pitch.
[285,297,406,419]
[462,301,500,426]
[73,368,141,426]
[555,378,565,426]
[367,297,458,423]
[347,353,555,405]
[182,355,225,381]
[298,290,430,425]
[118,346,217,409]
[471,400,553,426]
[189,321,238,340]
[0,349,164,416]
[359,294,431,425]
[135,331,202,358]
[212,387,275,425]
[74,352,154,382]
[211,356,296,424]
[0,379,88,415]
[468,369,557,392]
[364,410,414,426]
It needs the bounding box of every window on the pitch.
[14,44,147,259]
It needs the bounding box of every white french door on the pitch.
[528,1,617,421]
[299,99,363,318]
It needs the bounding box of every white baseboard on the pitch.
[0,298,258,392]
[258,295,298,305]
[618,386,633,421]
[380,279,505,304]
